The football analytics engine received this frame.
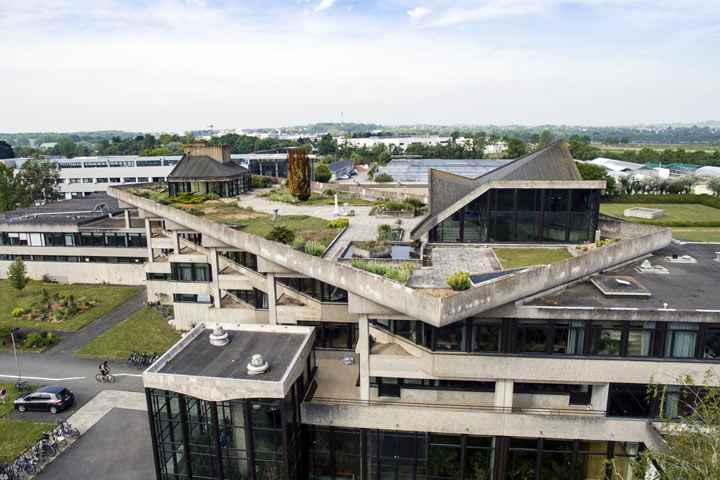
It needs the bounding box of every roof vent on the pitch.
[209,324,228,346]
[247,354,269,375]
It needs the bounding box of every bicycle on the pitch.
[126,351,139,368]
[95,372,116,383]
[56,419,80,438]
[14,380,27,393]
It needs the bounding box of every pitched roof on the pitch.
[168,155,250,181]
[327,159,354,173]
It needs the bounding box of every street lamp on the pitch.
[10,327,21,383]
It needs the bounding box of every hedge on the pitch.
[602,194,720,209]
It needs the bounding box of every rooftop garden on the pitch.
[350,260,415,283]
[258,187,372,206]
[370,197,425,214]
[493,248,573,270]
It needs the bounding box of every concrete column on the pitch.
[144,218,154,263]
[267,273,277,325]
[172,231,181,255]
[494,379,514,412]
[209,247,221,309]
[124,209,131,229]
[590,383,610,413]
[358,314,370,401]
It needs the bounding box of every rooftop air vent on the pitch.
[247,354,269,375]
[209,325,228,346]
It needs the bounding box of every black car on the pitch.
[14,385,74,414]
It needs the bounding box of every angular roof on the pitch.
[328,159,354,173]
[168,154,250,181]
[415,140,602,238]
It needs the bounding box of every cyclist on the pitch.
[99,361,110,379]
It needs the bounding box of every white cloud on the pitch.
[407,6,431,21]
[314,0,335,12]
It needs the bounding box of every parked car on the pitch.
[350,170,357,176]
[14,385,74,414]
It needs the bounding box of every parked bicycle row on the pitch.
[126,350,158,370]
[0,421,80,480]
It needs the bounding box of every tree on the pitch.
[708,177,720,196]
[628,372,720,480]
[315,164,331,183]
[7,257,28,292]
[374,173,394,183]
[16,157,61,206]
[349,153,364,165]
[0,140,15,159]
[318,134,337,156]
[505,138,527,158]
[575,161,616,194]
[378,151,392,165]
[286,148,311,200]
[0,163,18,212]
[539,130,556,146]
[54,138,78,158]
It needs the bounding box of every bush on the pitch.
[12,307,24,317]
[374,173,394,183]
[351,260,415,283]
[290,236,306,249]
[323,189,336,196]
[315,164,332,183]
[266,225,295,244]
[206,192,220,200]
[24,331,60,349]
[328,218,349,229]
[252,176,273,188]
[304,241,326,257]
[447,271,471,291]
[170,192,207,204]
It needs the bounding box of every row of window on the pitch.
[64,176,165,184]
[168,177,252,198]
[219,251,258,272]
[0,254,144,264]
[0,232,147,248]
[297,321,359,350]
[59,159,178,168]
[277,277,348,303]
[170,263,212,282]
[373,318,720,361]
[307,427,639,480]
[173,293,213,304]
[227,289,269,309]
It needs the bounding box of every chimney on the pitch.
[184,141,231,164]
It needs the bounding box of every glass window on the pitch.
[434,211,462,243]
[626,322,659,357]
[517,320,548,353]
[569,190,597,243]
[515,189,541,242]
[428,434,461,480]
[435,322,465,352]
[666,322,699,358]
[465,436,494,480]
[590,322,623,356]
[607,384,652,417]
[704,326,720,359]
[508,438,538,480]
[543,189,569,242]
[308,426,331,479]
[334,428,361,480]
[552,320,584,355]
[489,189,515,242]
[471,318,501,352]
[463,194,488,243]
[576,441,608,480]
[540,440,574,480]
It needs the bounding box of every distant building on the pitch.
[235,148,316,181]
[327,159,354,180]
[167,143,252,197]
[376,158,510,183]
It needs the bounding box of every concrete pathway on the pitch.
[44,288,147,355]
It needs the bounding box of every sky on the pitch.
[1,0,719,132]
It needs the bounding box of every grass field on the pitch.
[0,281,138,332]
[493,248,573,270]
[75,306,181,359]
[0,382,53,462]
[599,203,720,223]
[670,228,720,242]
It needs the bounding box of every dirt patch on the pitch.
[199,206,268,222]
[415,287,456,298]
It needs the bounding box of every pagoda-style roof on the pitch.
[168,155,250,182]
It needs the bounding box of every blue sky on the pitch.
[0,0,719,132]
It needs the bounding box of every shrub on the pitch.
[290,236,306,249]
[252,176,273,188]
[304,241,326,257]
[206,192,220,200]
[266,225,295,244]
[12,307,24,317]
[328,218,349,229]
[323,189,336,197]
[405,197,424,209]
[170,192,207,204]
[351,260,415,283]
[447,271,471,291]
[374,173,394,183]
[24,331,60,349]
[315,164,332,183]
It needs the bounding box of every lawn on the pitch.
[599,203,720,223]
[0,382,39,418]
[75,306,181,359]
[493,248,573,270]
[671,228,720,242]
[0,280,138,332]
[0,418,54,461]
[259,188,372,206]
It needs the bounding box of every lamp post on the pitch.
[10,327,21,382]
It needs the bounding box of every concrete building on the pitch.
[2,140,719,479]
[376,158,510,183]
[327,159,355,181]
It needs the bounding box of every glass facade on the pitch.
[371,319,720,362]
[148,387,303,480]
[169,176,252,198]
[429,189,599,244]
[277,278,348,303]
[171,263,212,282]
[297,321,359,350]
[0,231,146,248]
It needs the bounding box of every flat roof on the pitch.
[0,194,123,227]
[528,243,720,311]
[158,328,307,381]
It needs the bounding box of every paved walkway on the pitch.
[44,288,147,355]
[408,246,501,288]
